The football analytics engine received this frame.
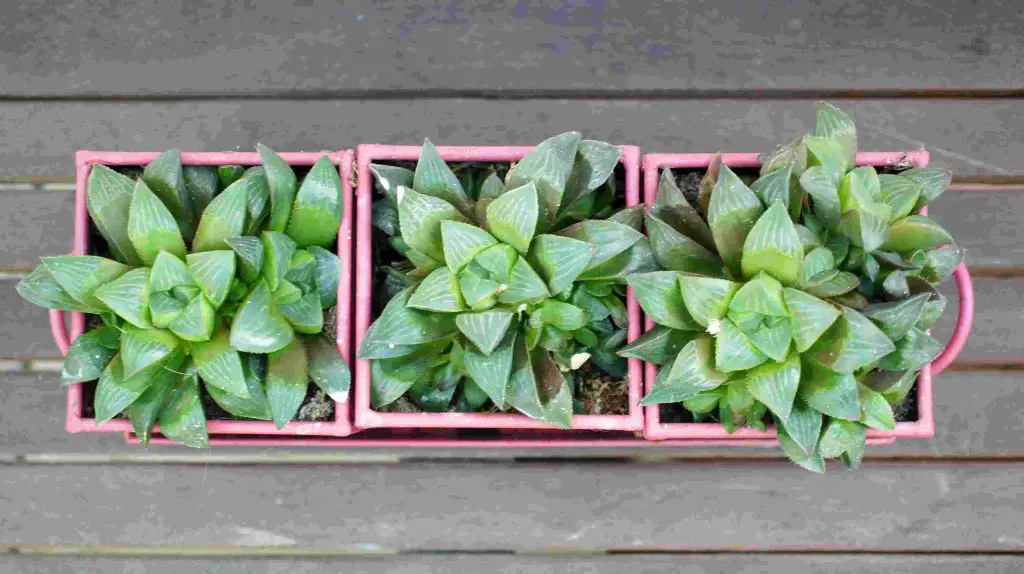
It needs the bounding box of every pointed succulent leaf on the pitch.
[126,360,178,446]
[881,215,954,252]
[458,272,500,309]
[783,288,841,352]
[879,174,923,221]
[919,246,963,283]
[42,255,130,308]
[715,318,768,372]
[474,243,517,284]
[265,336,308,429]
[149,292,185,328]
[142,149,193,229]
[230,280,295,353]
[498,257,550,304]
[859,384,896,431]
[217,165,245,188]
[799,166,842,229]
[805,135,847,182]
[399,186,468,261]
[94,352,175,425]
[149,251,196,293]
[167,294,215,342]
[749,320,792,362]
[761,137,807,177]
[778,400,824,457]
[192,176,248,252]
[645,210,722,275]
[751,164,800,219]
[358,287,457,358]
[558,220,644,272]
[183,165,219,217]
[486,182,540,254]
[118,325,178,379]
[576,237,659,281]
[838,209,888,253]
[655,169,716,252]
[505,132,581,226]
[259,230,298,292]
[810,306,896,373]
[125,180,187,266]
[86,164,143,265]
[506,340,573,428]
[441,220,498,272]
[678,274,740,328]
[413,139,472,214]
[304,245,339,309]
[729,272,788,317]
[628,271,700,331]
[94,268,151,328]
[616,325,695,365]
[408,267,466,312]
[799,357,862,420]
[370,340,447,407]
[795,225,822,253]
[800,247,836,284]
[464,327,517,408]
[747,352,801,424]
[207,376,271,420]
[193,323,249,397]
[238,167,271,236]
[861,292,930,341]
[607,205,644,230]
[563,140,621,205]
[286,155,344,247]
[60,326,119,385]
[819,419,866,459]
[640,337,728,405]
[186,250,235,308]
[696,153,723,214]
[803,269,860,298]
[156,361,208,448]
[740,202,804,285]
[777,423,826,474]
[901,167,952,204]
[532,300,588,331]
[815,102,857,170]
[304,335,351,402]
[528,234,593,295]
[255,144,298,232]
[16,265,100,312]
[273,280,304,305]
[370,163,414,202]
[457,310,514,355]
[708,165,765,277]
[279,291,324,334]
[879,327,943,371]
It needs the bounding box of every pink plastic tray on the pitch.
[50,150,355,440]
[354,144,645,433]
[641,151,975,441]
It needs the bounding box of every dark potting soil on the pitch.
[76,163,336,424]
[369,159,631,417]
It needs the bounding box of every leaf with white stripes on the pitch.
[640,337,727,405]
[729,272,788,317]
[192,176,248,252]
[881,215,954,253]
[628,271,700,331]
[150,251,196,292]
[458,271,500,309]
[119,325,179,380]
[901,167,952,204]
[558,219,643,272]
[777,421,826,473]
[819,419,866,459]
[878,327,943,371]
[223,236,263,283]
[859,384,896,431]
[42,255,130,308]
[708,165,765,278]
[777,400,824,457]
[617,326,696,366]
[305,335,351,403]
[750,163,800,220]
[645,210,722,276]
[192,322,249,398]
[239,167,271,236]
[286,155,344,248]
[810,306,895,374]
[782,288,840,352]
[861,292,930,341]
[879,174,923,221]
[86,164,142,265]
[399,186,468,261]
[95,352,179,425]
[142,149,194,239]
[414,139,472,215]
[260,231,297,292]
[715,318,768,373]
[16,266,100,313]
[815,102,857,171]
[746,352,801,424]
[408,267,466,312]
[183,165,219,217]
[805,135,848,183]
[749,319,792,362]
[799,247,835,285]
[498,257,550,304]
[157,361,208,448]
[266,336,308,429]
[61,326,120,385]
[307,246,339,309]
[168,294,215,342]
[94,268,151,328]
[505,131,581,227]
[678,274,740,328]
[741,202,804,285]
[457,309,514,356]
[464,323,517,408]
[230,280,295,354]
[799,166,842,230]
[799,357,861,420]
[257,144,298,233]
[370,339,449,407]
[486,182,539,255]
[126,358,180,445]
[441,220,498,272]
[370,163,413,203]
[128,179,187,265]
[528,234,592,295]
[186,250,235,308]
[655,168,716,252]
[279,291,324,334]
[357,287,457,358]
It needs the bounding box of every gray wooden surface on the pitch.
[1,1,1022,571]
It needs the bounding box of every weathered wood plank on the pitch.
[0,279,61,359]
[1,369,1021,458]
[2,555,1022,574]
[2,462,1023,549]
[0,100,1020,177]
[3,184,1018,270]
[1,0,1020,96]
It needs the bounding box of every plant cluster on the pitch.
[18,148,350,447]
[621,103,959,471]
[360,133,657,426]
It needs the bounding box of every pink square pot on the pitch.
[641,151,975,442]
[50,150,355,442]
[354,144,645,433]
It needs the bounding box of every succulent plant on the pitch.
[360,133,657,426]
[17,148,350,447]
[622,103,960,471]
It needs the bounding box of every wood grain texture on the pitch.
[2,555,1023,574]
[0,100,1020,177]
[1,0,1020,96]
[0,279,61,359]
[3,184,1019,270]
[2,462,1023,549]
[1,369,1021,458]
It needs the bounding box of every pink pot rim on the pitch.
[54,150,355,437]
[641,150,975,441]
[354,143,645,432]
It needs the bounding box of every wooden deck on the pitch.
[1,2,1022,571]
